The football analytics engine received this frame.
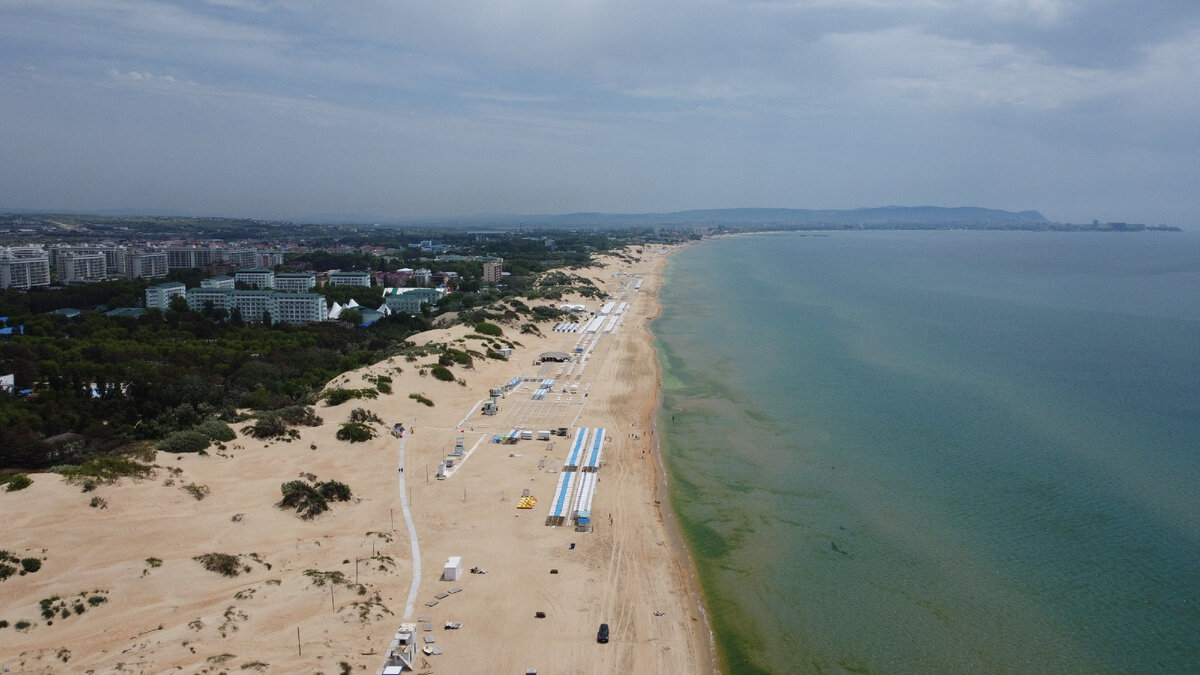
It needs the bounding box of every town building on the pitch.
[184,287,326,324]
[234,268,275,289]
[145,282,186,311]
[201,275,236,289]
[328,269,372,286]
[274,292,328,323]
[55,252,108,283]
[231,289,275,323]
[411,268,432,286]
[0,246,51,290]
[164,246,260,270]
[124,251,168,279]
[49,245,127,277]
[185,287,233,313]
[273,273,317,293]
[431,270,459,287]
[383,287,444,314]
[482,258,503,284]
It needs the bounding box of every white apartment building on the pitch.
[185,287,232,313]
[201,275,236,289]
[50,245,127,276]
[184,288,326,324]
[274,273,317,293]
[328,269,372,286]
[383,287,444,313]
[0,246,52,290]
[56,252,107,283]
[164,246,260,270]
[275,293,328,323]
[145,281,186,310]
[233,290,275,323]
[235,268,275,289]
[125,251,168,279]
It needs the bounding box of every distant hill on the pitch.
[442,206,1051,229]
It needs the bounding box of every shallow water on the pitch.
[654,231,1200,674]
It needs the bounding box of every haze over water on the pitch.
[654,231,1200,674]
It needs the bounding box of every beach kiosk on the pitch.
[443,556,463,581]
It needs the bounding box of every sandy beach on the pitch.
[0,246,714,674]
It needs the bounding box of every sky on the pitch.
[1,0,1198,226]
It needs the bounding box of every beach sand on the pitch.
[0,246,714,674]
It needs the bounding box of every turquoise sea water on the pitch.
[654,231,1200,674]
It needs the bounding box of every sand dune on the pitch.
[0,246,713,674]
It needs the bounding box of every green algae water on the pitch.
[654,231,1200,674]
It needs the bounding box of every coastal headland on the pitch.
[0,246,714,673]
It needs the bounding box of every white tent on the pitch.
[328,301,343,319]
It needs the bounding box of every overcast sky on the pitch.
[2,1,1198,225]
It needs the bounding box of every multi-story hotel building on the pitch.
[0,246,52,290]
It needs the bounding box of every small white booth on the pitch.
[443,556,463,581]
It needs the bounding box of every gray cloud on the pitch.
[0,0,1197,225]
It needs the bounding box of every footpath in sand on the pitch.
[0,246,713,674]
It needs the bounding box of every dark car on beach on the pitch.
[597,622,609,643]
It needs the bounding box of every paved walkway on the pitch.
[397,434,421,620]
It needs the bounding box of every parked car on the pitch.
[597,622,609,644]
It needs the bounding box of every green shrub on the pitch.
[3,474,33,491]
[279,481,328,519]
[182,483,210,500]
[274,405,323,427]
[474,321,503,336]
[323,388,378,406]
[323,388,357,406]
[336,423,375,443]
[348,408,382,425]
[55,457,152,484]
[242,415,287,439]
[194,419,237,442]
[408,393,434,407]
[430,365,455,382]
[157,430,212,454]
[194,553,245,577]
[439,348,473,367]
[315,480,352,502]
[0,551,27,581]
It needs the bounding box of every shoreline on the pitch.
[0,244,715,673]
[647,241,721,675]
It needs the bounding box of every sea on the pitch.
[653,230,1200,674]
